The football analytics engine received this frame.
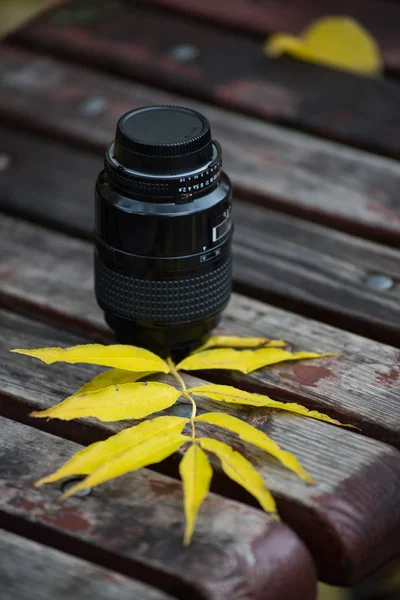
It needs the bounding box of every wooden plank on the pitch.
[146,0,400,72]
[0,416,317,600]
[0,529,176,600]
[0,214,399,448]
[1,310,400,585]
[11,0,400,159]
[232,202,400,347]
[0,127,399,346]
[1,47,400,246]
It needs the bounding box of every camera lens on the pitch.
[94,105,233,357]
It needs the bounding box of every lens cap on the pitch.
[113,106,213,173]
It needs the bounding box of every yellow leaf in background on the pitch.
[36,416,187,486]
[61,433,187,499]
[11,344,169,373]
[177,347,334,374]
[30,382,181,422]
[189,384,351,427]
[179,443,213,545]
[192,335,286,354]
[265,16,382,76]
[198,437,277,516]
[0,0,65,39]
[73,369,155,396]
[196,412,314,484]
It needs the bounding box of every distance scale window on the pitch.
[212,210,231,243]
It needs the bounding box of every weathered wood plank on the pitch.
[232,202,400,347]
[0,128,399,345]
[1,309,400,584]
[12,0,400,159]
[0,529,176,600]
[0,214,399,448]
[0,415,317,600]
[146,0,400,72]
[1,46,399,245]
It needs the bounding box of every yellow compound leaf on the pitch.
[179,443,213,545]
[198,437,277,516]
[36,416,187,486]
[73,369,155,396]
[10,344,169,373]
[30,381,181,422]
[265,16,382,76]
[192,335,286,354]
[61,433,187,500]
[196,412,314,484]
[177,347,334,374]
[189,384,351,427]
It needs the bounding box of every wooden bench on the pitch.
[1,2,400,598]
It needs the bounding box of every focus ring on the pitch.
[95,256,232,324]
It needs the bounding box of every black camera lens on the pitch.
[94,105,233,357]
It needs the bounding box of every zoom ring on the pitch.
[95,256,232,324]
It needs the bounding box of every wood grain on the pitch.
[1,308,400,584]
[1,46,399,245]
[12,0,400,159]
[0,214,398,448]
[146,0,400,72]
[0,415,317,600]
[0,127,399,345]
[0,529,176,600]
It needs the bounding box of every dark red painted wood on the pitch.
[2,310,400,585]
[0,416,317,600]
[12,0,400,159]
[147,0,400,72]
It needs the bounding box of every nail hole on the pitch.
[365,274,394,291]
[61,477,92,497]
[168,44,200,62]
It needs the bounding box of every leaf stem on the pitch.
[167,357,196,440]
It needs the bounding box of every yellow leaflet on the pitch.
[196,412,314,484]
[179,444,213,545]
[265,17,382,76]
[10,344,169,373]
[244,348,336,373]
[189,384,351,427]
[36,416,187,486]
[73,369,155,396]
[198,437,277,516]
[61,433,187,500]
[178,347,334,374]
[192,335,286,354]
[30,382,181,422]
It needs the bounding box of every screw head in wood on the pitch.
[80,96,108,116]
[171,404,192,418]
[365,274,393,291]
[168,44,200,62]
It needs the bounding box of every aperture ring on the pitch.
[95,254,232,324]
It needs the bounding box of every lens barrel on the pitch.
[94,106,233,357]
